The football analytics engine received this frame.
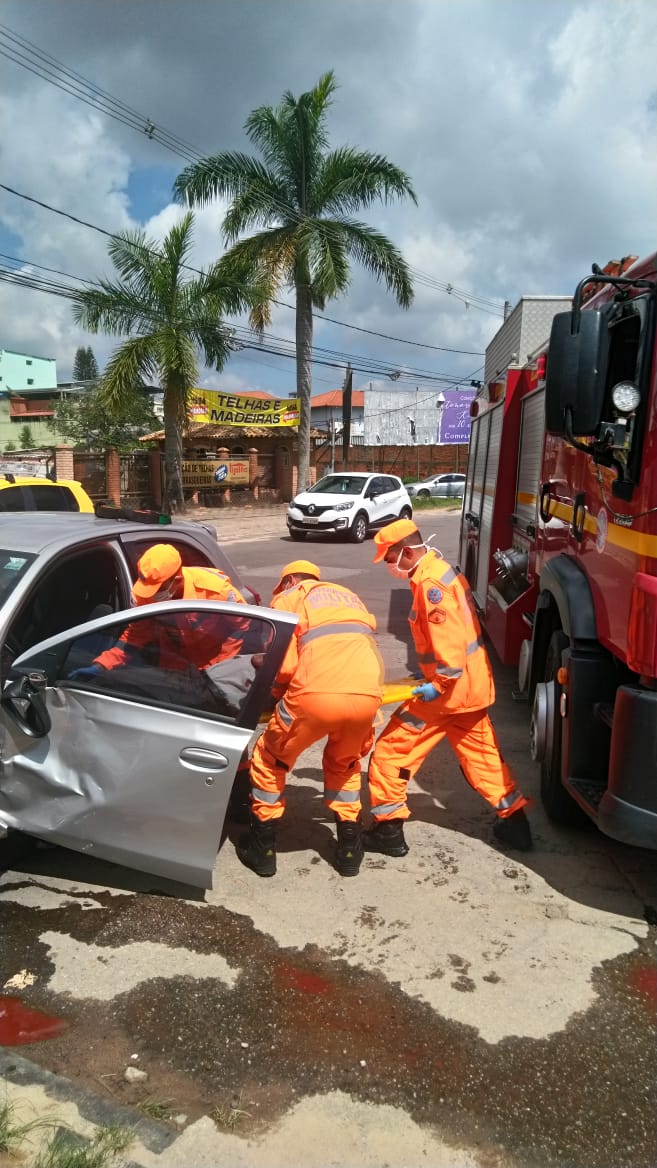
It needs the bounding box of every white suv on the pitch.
[287,472,413,543]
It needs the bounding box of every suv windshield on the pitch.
[0,549,37,607]
[308,476,366,496]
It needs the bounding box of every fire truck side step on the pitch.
[568,778,606,811]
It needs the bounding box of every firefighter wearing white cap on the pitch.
[237,560,385,878]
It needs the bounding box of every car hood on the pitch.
[290,491,362,507]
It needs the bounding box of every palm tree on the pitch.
[72,211,258,513]
[174,71,416,490]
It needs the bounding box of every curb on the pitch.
[1,1049,176,1157]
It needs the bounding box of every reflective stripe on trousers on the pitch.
[250,690,380,823]
[367,701,528,821]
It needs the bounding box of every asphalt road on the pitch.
[1,508,656,1168]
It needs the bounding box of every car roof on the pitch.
[0,512,211,555]
[320,471,372,478]
[0,475,79,487]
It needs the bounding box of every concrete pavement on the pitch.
[1,506,655,1168]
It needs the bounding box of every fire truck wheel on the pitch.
[540,629,583,825]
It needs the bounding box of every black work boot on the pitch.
[335,818,364,877]
[493,808,533,852]
[362,819,409,857]
[236,816,277,876]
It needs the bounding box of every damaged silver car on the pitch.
[0,513,296,888]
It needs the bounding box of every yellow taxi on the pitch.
[0,475,94,512]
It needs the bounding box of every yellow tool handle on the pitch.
[257,678,418,723]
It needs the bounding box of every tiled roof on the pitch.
[139,421,324,442]
[310,389,365,408]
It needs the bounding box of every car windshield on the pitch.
[307,476,365,496]
[0,548,37,607]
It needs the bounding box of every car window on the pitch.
[3,546,126,673]
[368,477,389,495]
[39,608,280,725]
[384,477,402,491]
[308,476,365,496]
[0,548,36,607]
[0,484,80,512]
[120,534,255,604]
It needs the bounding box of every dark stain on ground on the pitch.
[0,883,655,1168]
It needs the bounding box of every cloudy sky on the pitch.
[0,0,655,400]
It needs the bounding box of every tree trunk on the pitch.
[295,280,313,492]
[162,387,185,514]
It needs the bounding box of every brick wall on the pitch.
[314,443,468,481]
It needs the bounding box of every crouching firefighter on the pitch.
[237,560,384,878]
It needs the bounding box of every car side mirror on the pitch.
[545,310,609,437]
[2,670,51,738]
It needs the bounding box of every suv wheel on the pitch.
[349,512,368,543]
[399,506,412,520]
[289,529,307,541]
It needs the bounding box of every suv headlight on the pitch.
[334,501,354,512]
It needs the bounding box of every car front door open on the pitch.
[0,601,296,888]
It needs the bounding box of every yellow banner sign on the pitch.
[189,390,300,427]
[181,459,250,488]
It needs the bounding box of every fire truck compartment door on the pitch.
[473,403,503,609]
[515,387,545,534]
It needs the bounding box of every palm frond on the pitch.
[310,148,417,215]
[222,176,294,243]
[98,336,160,411]
[323,218,414,308]
[72,283,163,335]
[305,221,350,302]
[174,153,276,207]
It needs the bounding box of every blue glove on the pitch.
[412,681,441,702]
[68,665,102,681]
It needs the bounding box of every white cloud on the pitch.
[0,0,655,392]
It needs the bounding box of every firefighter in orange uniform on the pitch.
[366,519,532,855]
[91,543,248,673]
[237,560,384,878]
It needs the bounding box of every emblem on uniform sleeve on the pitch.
[427,587,443,602]
[428,608,446,624]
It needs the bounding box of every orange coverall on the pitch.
[250,580,384,823]
[95,566,247,672]
[368,551,528,821]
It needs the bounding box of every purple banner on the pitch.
[437,391,476,444]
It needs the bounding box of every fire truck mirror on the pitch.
[545,310,609,438]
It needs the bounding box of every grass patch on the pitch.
[137,1098,175,1122]
[411,496,463,512]
[1,1094,132,1168]
[0,1095,54,1156]
[210,1095,252,1132]
[32,1124,133,1168]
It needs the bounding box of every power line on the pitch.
[1,22,505,318]
[0,210,485,386]
[0,184,491,366]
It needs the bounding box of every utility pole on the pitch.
[341,363,353,469]
[415,386,419,479]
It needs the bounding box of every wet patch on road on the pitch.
[1,883,655,1168]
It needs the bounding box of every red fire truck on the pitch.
[460,253,657,849]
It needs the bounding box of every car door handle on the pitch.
[179,747,230,771]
